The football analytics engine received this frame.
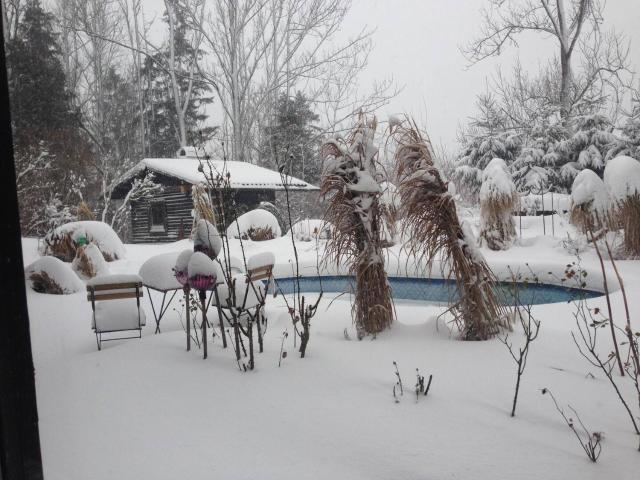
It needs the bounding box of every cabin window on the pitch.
[149,200,167,233]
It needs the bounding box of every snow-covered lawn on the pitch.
[23,215,640,479]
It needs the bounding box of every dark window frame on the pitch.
[148,199,167,233]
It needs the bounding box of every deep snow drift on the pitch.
[22,213,640,480]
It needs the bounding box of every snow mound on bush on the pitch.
[188,251,222,279]
[288,219,331,241]
[194,219,223,258]
[25,256,83,294]
[571,169,609,214]
[42,221,126,261]
[72,244,110,279]
[604,155,640,202]
[226,209,282,240]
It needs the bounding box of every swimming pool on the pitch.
[273,275,602,306]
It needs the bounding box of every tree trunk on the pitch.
[560,50,572,123]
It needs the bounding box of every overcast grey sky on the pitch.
[342,0,640,150]
[141,0,640,152]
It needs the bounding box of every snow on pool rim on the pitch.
[273,275,603,306]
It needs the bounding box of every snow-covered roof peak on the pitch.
[128,157,318,191]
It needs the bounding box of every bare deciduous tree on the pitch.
[463,0,629,122]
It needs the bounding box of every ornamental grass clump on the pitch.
[479,158,518,250]
[604,155,640,257]
[570,168,610,234]
[321,114,393,337]
[391,118,510,340]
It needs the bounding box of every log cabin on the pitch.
[112,147,319,243]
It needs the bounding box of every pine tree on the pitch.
[262,91,320,183]
[141,3,214,157]
[7,0,89,234]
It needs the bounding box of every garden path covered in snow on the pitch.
[22,215,640,479]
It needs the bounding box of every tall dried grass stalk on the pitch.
[614,195,640,257]
[191,183,216,238]
[321,115,394,336]
[392,120,510,340]
[45,232,77,262]
[479,190,518,250]
[29,271,64,294]
[76,201,96,221]
[73,245,97,278]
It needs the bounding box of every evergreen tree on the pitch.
[7,0,89,234]
[141,3,214,157]
[262,91,320,183]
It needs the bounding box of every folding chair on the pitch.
[87,274,146,350]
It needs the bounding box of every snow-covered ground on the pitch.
[23,214,640,479]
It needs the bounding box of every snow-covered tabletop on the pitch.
[139,252,182,292]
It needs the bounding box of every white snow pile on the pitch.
[72,244,110,279]
[226,209,282,240]
[139,252,182,291]
[288,219,331,241]
[193,219,223,257]
[479,159,517,201]
[41,221,126,261]
[25,256,83,294]
[570,169,609,215]
[604,155,640,202]
[247,252,275,271]
[187,251,221,279]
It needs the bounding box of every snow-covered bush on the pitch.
[193,219,223,258]
[479,159,518,250]
[72,244,110,279]
[321,114,393,336]
[604,155,640,256]
[226,209,282,241]
[288,218,331,242]
[454,131,520,200]
[41,221,125,262]
[25,256,83,294]
[570,169,610,232]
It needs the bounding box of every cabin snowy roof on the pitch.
[121,157,318,191]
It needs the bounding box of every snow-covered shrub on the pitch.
[557,115,616,189]
[454,132,520,200]
[72,244,110,279]
[193,219,223,259]
[226,209,282,241]
[479,159,518,250]
[393,120,510,341]
[604,155,640,256]
[321,114,393,336]
[288,218,331,242]
[379,181,399,246]
[25,256,83,294]
[41,221,125,262]
[569,169,610,233]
